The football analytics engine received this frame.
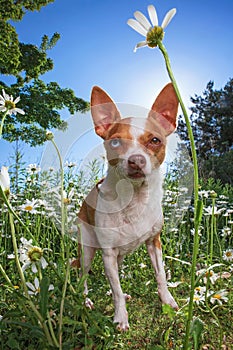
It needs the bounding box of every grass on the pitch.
[0,160,233,349]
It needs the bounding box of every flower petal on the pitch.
[34,277,40,289]
[134,11,151,31]
[41,257,48,269]
[13,96,20,104]
[161,8,176,29]
[148,5,158,27]
[134,41,148,52]
[26,282,35,291]
[49,284,54,291]
[14,108,25,115]
[31,263,38,273]
[127,18,148,37]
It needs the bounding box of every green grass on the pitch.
[0,163,233,349]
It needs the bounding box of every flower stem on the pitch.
[0,111,8,139]
[58,239,71,349]
[9,212,55,347]
[157,40,203,349]
[50,138,65,239]
[0,186,38,244]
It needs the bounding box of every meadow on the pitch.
[0,155,233,350]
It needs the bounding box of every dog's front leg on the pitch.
[102,249,129,331]
[146,235,178,310]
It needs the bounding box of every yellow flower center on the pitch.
[5,100,15,110]
[146,26,164,48]
[24,205,33,211]
[205,271,213,277]
[226,251,232,257]
[213,294,221,299]
[28,247,43,262]
[63,198,71,205]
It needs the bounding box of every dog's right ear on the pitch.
[91,86,121,139]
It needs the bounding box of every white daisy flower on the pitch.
[192,294,205,305]
[26,277,54,296]
[64,161,77,168]
[26,163,41,175]
[223,249,233,262]
[210,290,228,305]
[18,237,48,273]
[19,198,40,214]
[0,89,25,115]
[203,206,225,216]
[127,5,176,52]
[196,268,219,285]
[0,166,10,196]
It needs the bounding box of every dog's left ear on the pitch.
[148,83,179,136]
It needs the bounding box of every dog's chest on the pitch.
[94,178,163,252]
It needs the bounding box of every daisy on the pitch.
[127,5,176,52]
[64,161,77,168]
[192,294,205,305]
[0,89,25,115]
[203,205,225,216]
[26,163,41,175]
[223,249,233,262]
[26,277,54,296]
[210,290,228,305]
[19,198,40,214]
[18,237,48,273]
[0,166,10,196]
[196,268,219,285]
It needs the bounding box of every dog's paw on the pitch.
[159,291,179,310]
[116,321,130,332]
[85,297,94,310]
[114,310,129,332]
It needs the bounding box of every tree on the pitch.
[178,79,233,184]
[0,0,89,146]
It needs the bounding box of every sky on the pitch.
[1,0,233,169]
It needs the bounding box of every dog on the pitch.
[77,83,179,331]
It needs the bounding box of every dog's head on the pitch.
[90,84,179,181]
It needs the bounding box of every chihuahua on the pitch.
[77,83,179,331]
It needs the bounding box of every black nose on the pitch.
[128,154,146,170]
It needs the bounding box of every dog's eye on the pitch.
[150,137,161,145]
[110,139,121,148]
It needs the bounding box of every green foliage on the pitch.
[178,78,233,184]
[0,160,233,349]
[0,0,89,146]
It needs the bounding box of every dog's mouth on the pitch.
[127,169,145,179]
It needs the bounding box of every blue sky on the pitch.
[1,0,233,167]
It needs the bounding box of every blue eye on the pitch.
[110,139,121,148]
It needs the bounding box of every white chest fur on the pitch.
[94,168,164,254]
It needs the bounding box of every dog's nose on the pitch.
[128,154,146,170]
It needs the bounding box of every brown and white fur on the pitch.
[77,83,179,331]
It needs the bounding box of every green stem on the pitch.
[0,111,8,139]
[0,262,14,287]
[9,212,55,347]
[210,197,216,264]
[0,187,38,244]
[157,41,202,350]
[50,138,65,238]
[58,240,71,349]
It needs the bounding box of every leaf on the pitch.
[190,317,204,350]
[39,276,50,319]
[162,304,176,320]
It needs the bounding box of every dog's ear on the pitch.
[148,83,179,136]
[91,86,121,139]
